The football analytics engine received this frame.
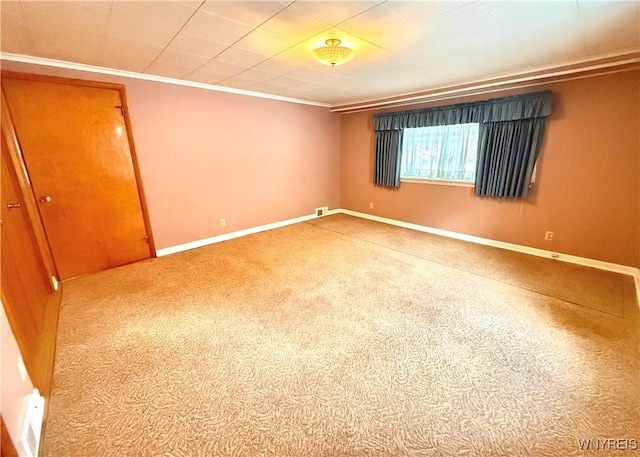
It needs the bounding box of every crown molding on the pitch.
[0,53,330,109]
[330,50,640,113]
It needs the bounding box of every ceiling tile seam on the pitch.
[476,0,536,68]
[92,0,114,67]
[17,0,37,57]
[217,1,392,85]
[184,0,299,79]
[329,0,390,52]
[218,1,393,84]
[141,0,207,74]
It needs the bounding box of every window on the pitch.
[400,123,479,183]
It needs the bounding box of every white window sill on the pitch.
[400,178,474,188]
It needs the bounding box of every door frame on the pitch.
[1,70,156,258]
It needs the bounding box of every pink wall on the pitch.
[341,71,640,267]
[1,302,34,447]
[1,60,341,250]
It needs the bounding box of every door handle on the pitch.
[6,202,21,209]
[39,195,52,204]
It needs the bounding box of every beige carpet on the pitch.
[44,215,639,457]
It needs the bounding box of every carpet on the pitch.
[43,215,639,456]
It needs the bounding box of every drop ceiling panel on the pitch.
[154,49,211,69]
[1,1,638,106]
[0,2,34,55]
[21,1,111,33]
[179,10,254,45]
[338,4,414,51]
[195,59,249,78]
[233,29,295,56]
[578,1,640,54]
[29,26,102,65]
[165,33,228,60]
[199,1,290,28]
[385,1,473,26]
[104,1,198,47]
[304,1,383,24]
[215,46,270,67]
[145,61,193,79]
[96,36,164,73]
[257,2,331,42]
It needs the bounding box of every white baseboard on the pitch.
[156,209,340,257]
[340,209,639,278]
[155,207,639,306]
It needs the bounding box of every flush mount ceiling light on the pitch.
[312,39,355,67]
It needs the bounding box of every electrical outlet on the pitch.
[369,202,374,209]
[544,231,553,241]
[220,218,226,227]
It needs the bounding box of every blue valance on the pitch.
[374,91,553,131]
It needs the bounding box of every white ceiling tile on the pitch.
[3,0,638,106]
[304,2,384,25]
[258,2,331,42]
[338,4,415,47]
[197,60,249,78]
[251,57,300,75]
[385,1,473,26]
[180,10,254,45]
[263,75,307,88]
[20,1,111,33]
[229,67,279,83]
[199,1,289,28]
[154,49,211,69]
[105,1,198,47]
[95,36,164,73]
[480,1,580,33]
[215,47,270,67]
[578,1,640,54]
[165,33,228,59]
[189,71,228,85]
[0,2,34,55]
[234,29,294,55]
[28,26,101,65]
[145,61,193,79]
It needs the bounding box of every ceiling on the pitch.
[1,1,639,108]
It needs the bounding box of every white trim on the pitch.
[155,207,639,305]
[400,178,474,188]
[330,51,640,113]
[339,209,640,279]
[0,53,330,108]
[156,209,340,257]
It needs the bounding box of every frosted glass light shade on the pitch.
[312,39,355,67]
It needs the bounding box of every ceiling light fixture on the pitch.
[312,39,355,67]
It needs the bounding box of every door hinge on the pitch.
[115,105,125,117]
[141,235,149,243]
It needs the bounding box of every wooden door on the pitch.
[2,77,151,280]
[1,128,50,380]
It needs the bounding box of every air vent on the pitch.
[316,206,329,217]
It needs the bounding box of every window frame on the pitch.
[399,123,480,187]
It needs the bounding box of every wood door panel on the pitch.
[2,78,150,279]
[1,130,50,369]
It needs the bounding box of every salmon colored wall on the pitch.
[341,71,640,267]
[1,61,341,250]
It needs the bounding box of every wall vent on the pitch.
[316,206,329,217]
[16,389,45,457]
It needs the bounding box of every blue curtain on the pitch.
[475,118,545,198]
[374,130,403,187]
[373,91,553,194]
